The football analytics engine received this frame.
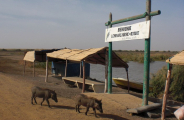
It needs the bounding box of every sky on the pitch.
[0,0,183,51]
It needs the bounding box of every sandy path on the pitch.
[0,73,130,120]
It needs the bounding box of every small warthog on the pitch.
[31,86,58,108]
[75,94,103,117]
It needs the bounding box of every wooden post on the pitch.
[33,61,35,77]
[45,57,48,82]
[23,60,26,76]
[65,59,68,77]
[104,48,108,93]
[23,51,27,76]
[82,61,85,93]
[80,61,82,78]
[126,68,130,93]
[161,64,172,120]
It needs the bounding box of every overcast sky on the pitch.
[0,0,183,51]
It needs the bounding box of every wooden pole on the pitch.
[23,60,26,76]
[126,68,130,93]
[33,61,35,77]
[45,57,48,82]
[161,64,172,120]
[82,61,85,93]
[65,59,68,77]
[80,61,82,78]
[104,48,108,93]
[23,51,27,76]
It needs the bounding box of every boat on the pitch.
[112,78,153,91]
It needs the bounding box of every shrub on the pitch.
[149,65,184,102]
[149,66,167,98]
[0,49,7,51]
[170,65,184,102]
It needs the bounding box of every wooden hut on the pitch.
[23,49,59,77]
[46,47,128,93]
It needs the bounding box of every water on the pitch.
[90,61,167,85]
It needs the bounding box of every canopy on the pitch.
[23,51,35,62]
[166,50,184,65]
[23,49,60,62]
[47,47,128,68]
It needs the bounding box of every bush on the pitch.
[149,66,167,98]
[170,65,184,102]
[0,49,7,51]
[149,65,184,102]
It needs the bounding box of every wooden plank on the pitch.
[126,103,162,114]
[147,108,171,118]
[62,77,105,93]
[62,77,104,85]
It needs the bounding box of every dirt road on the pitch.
[0,73,106,120]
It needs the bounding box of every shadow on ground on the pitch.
[99,113,129,120]
[51,105,75,109]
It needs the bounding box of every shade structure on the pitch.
[47,47,128,68]
[166,50,184,65]
[23,51,35,62]
[23,49,60,62]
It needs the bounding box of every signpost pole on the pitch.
[142,0,151,106]
[105,0,160,99]
[108,13,112,94]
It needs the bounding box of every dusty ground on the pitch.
[0,51,181,120]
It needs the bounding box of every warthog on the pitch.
[75,94,103,117]
[31,86,58,108]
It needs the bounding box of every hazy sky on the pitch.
[0,0,183,51]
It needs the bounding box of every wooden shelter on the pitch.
[23,49,59,77]
[46,47,129,93]
[46,47,128,67]
[162,50,184,120]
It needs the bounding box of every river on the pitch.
[90,61,167,85]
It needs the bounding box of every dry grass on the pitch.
[115,50,177,63]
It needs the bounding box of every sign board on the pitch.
[105,20,150,42]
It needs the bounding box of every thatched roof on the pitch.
[23,51,35,62]
[166,50,184,65]
[47,47,128,68]
[23,49,60,62]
